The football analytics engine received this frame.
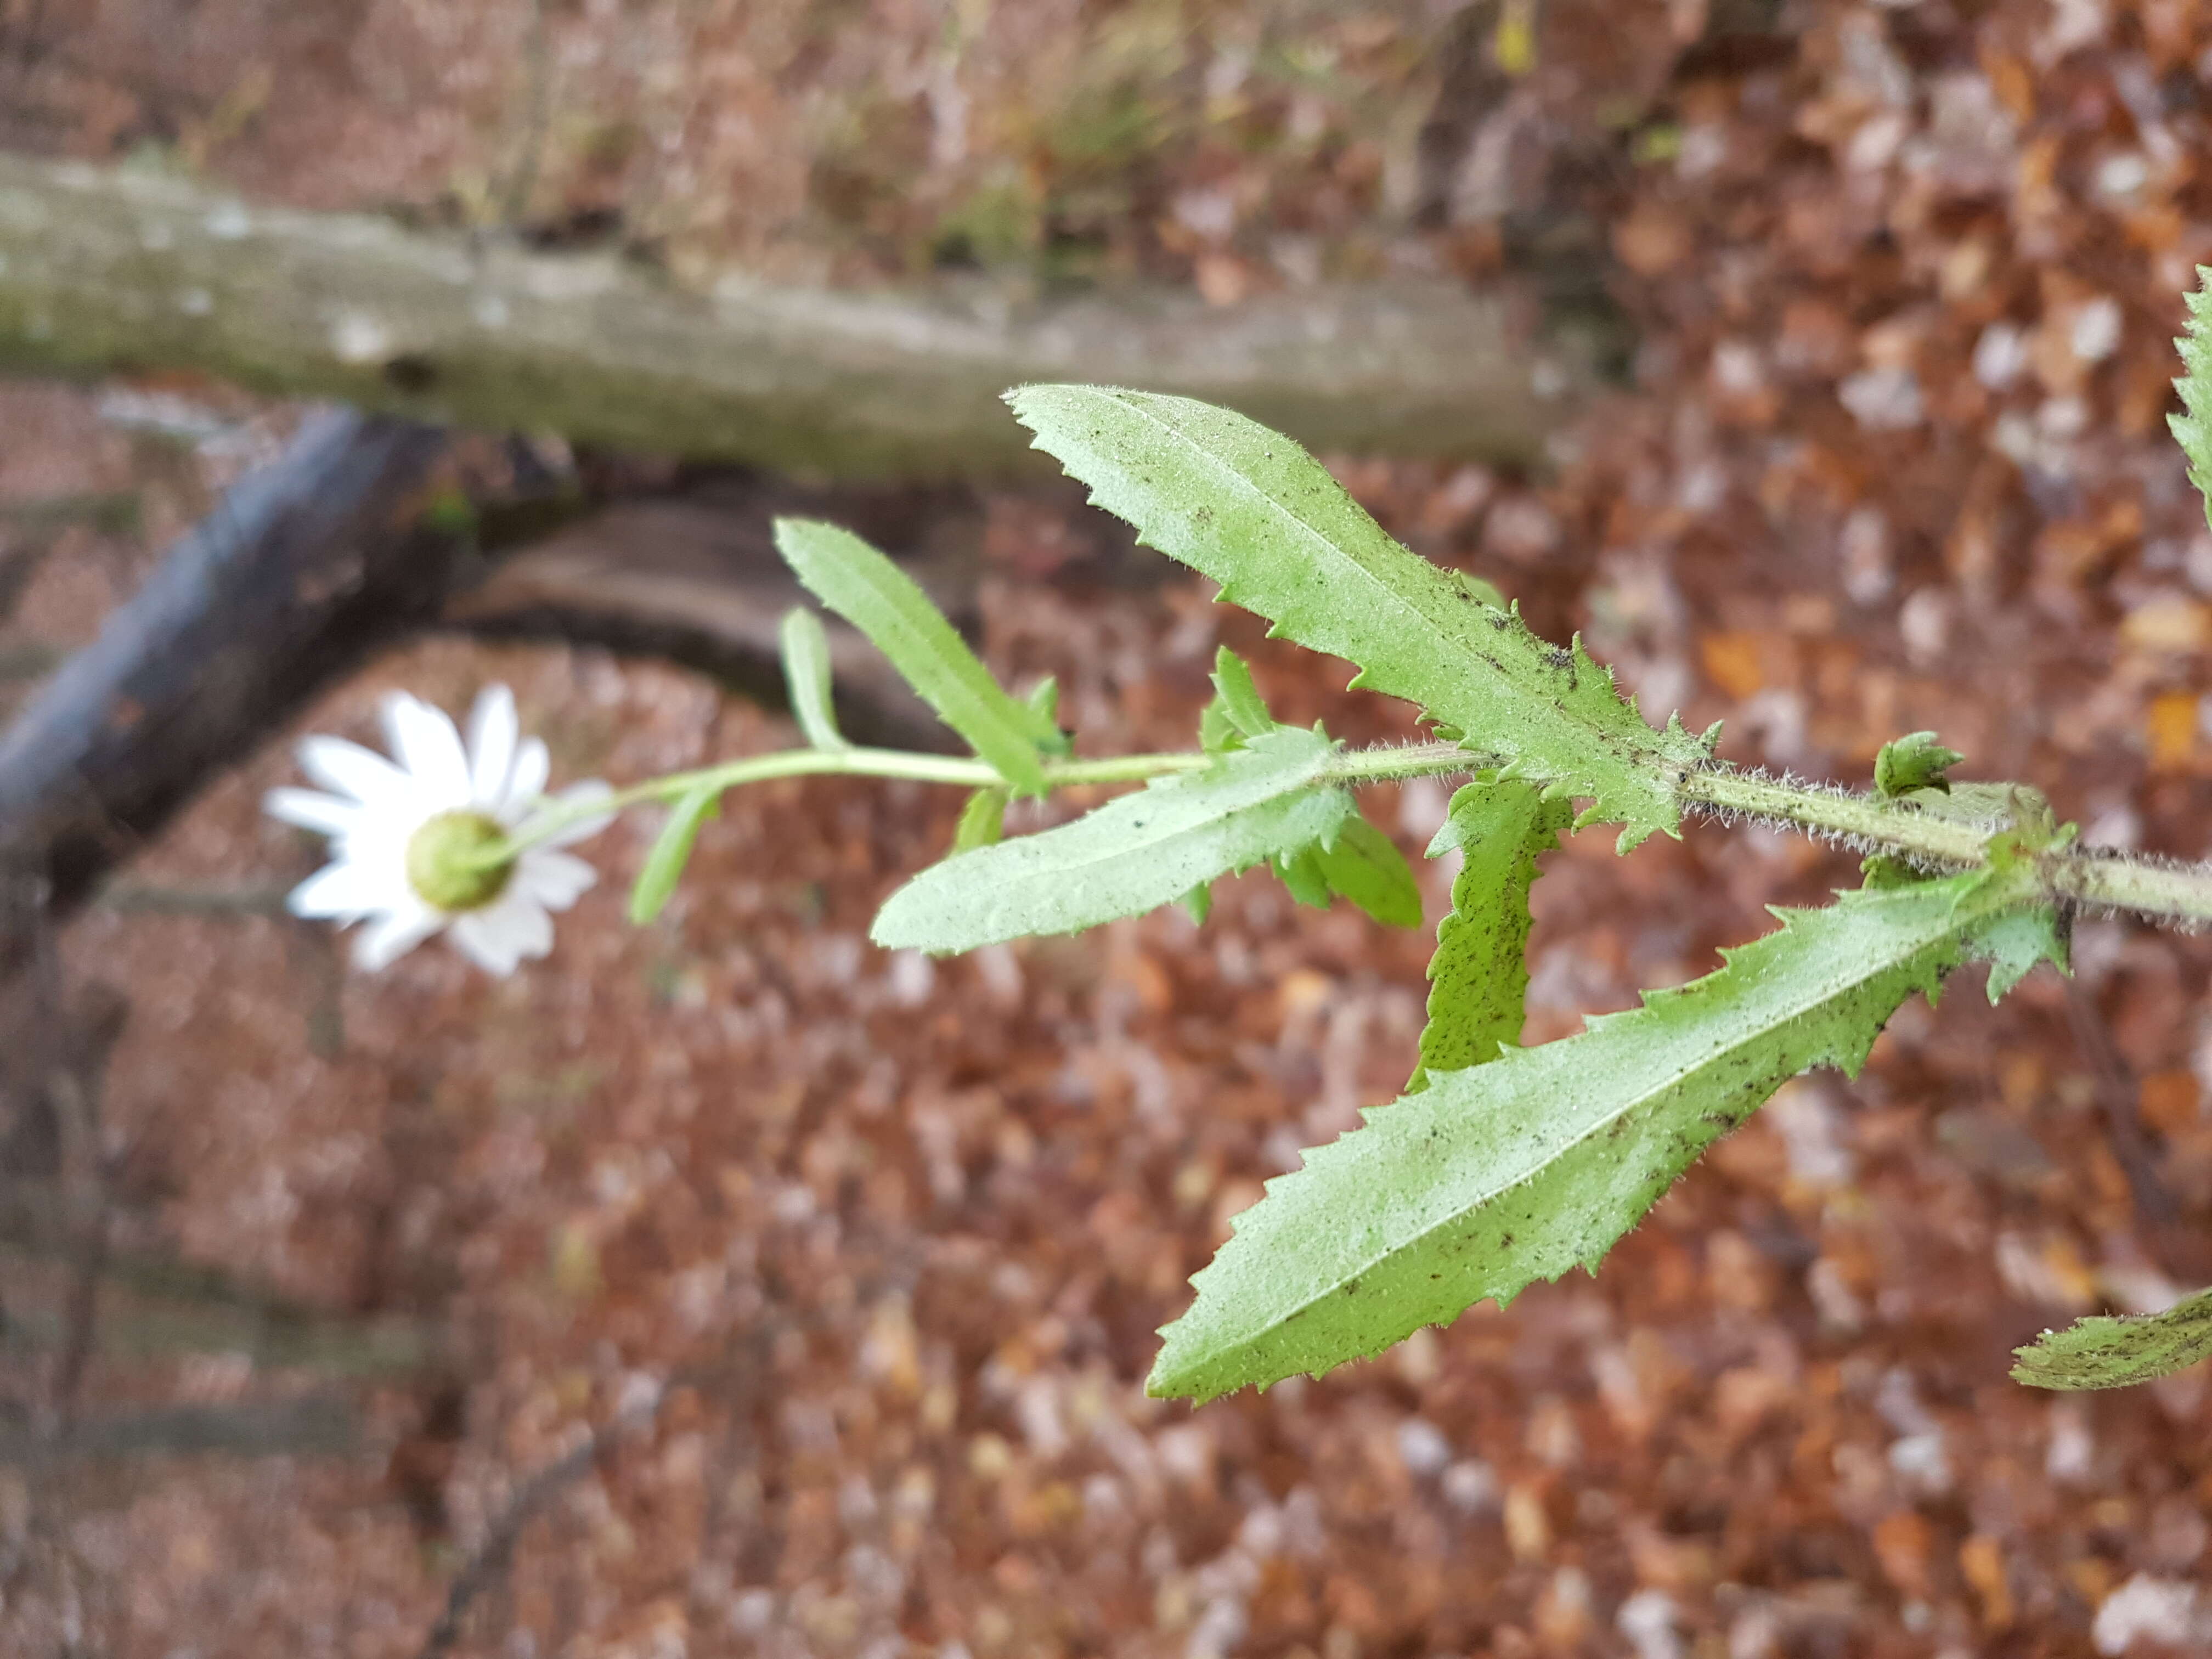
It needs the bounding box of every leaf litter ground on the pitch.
[11,1,2212,1655]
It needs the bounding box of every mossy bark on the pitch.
[0,154,1590,479]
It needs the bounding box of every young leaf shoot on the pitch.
[779,606,850,752]
[774,517,1066,795]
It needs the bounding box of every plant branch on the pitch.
[476,745,1217,865]
[1685,765,2212,924]
[486,735,2212,932]
[1682,768,1991,864]
[2042,851,2212,926]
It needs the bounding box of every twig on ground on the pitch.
[0,1396,358,1468]
[2063,975,2186,1261]
[94,882,293,916]
[412,1382,669,1659]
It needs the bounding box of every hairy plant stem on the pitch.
[1681,769,1990,863]
[475,738,2212,926]
[468,746,1211,866]
[1681,768,2212,924]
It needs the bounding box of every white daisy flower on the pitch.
[264,685,612,975]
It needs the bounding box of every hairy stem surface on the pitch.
[483,738,2212,929]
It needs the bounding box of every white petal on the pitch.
[449,896,552,975]
[298,735,413,806]
[504,900,555,960]
[381,692,472,805]
[515,849,597,910]
[500,737,550,816]
[353,905,444,972]
[534,780,615,847]
[445,917,517,975]
[264,787,365,838]
[287,857,400,921]
[466,684,518,809]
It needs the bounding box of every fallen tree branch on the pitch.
[0,418,1007,967]
[0,153,1593,479]
[441,476,983,752]
[412,1376,676,1659]
[0,407,462,966]
[0,1396,359,1467]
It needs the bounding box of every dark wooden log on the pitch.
[0,421,1019,963]
[440,476,985,753]
[0,407,460,960]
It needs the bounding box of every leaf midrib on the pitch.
[980,743,1337,871]
[1196,905,1962,1368]
[847,553,1025,742]
[1091,390,1460,691]
[1085,389,1663,803]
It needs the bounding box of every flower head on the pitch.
[266,685,612,974]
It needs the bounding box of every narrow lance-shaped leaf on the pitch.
[1200,647,1274,754]
[1148,873,1998,1402]
[1198,696,1243,756]
[1313,814,1423,929]
[952,786,1008,852]
[1025,676,1063,733]
[628,783,722,925]
[1211,647,1275,741]
[778,607,849,752]
[873,726,1351,953]
[773,518,1065,795]
[1008,386,1714,848]
[1274,843,1331,909]
[1408,778,1570,1089]
[2013,1288,2212,1390]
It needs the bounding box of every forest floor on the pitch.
[7,1,2212,1656]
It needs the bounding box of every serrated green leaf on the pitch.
[778,607,850,752]
[1408,779,1571,1089]
[1274,844,1331,908]
[2013,1286,2212,1390]
[1314,814,1423,929]
[1198,695,1243,755]
[1199,648,1274,755]
[773,518,1063,795]
[1874,730,1963,798]
[1456,572,1508,608]
[1212,648,1275,740]
[872,726,1352,953]
[1147,873,1996,1402]
[628,783,721,925]
[2171,266,2212,529]
[1007,386,1714,848]
[1969,903,2069,1002]
[952,787,1008,852]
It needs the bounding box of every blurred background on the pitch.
[4,1,2212,1654]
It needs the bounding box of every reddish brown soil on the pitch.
[8,3,2212,1656]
